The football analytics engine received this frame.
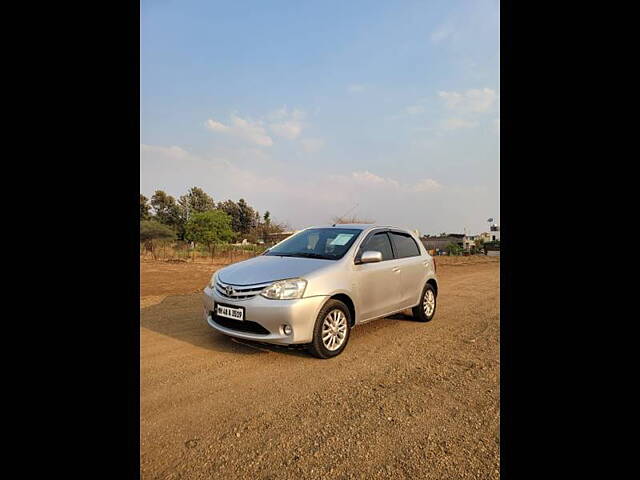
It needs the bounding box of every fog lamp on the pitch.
[283,324,293,335]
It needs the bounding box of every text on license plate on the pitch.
[216,304,244,321]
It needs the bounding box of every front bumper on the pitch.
[202,286,328,345]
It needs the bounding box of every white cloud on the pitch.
[438,88,497,113]
[410,178,443,192]
[204,120,229,133]
[351,170,401,189]
[141,143,282,195]
[441,118,477,130]
[205,108,311,145]
[435,88,498,133]
[299,138,325,153]
[268,107,305,140]
[331,170,443,194]
[205,114,273,147]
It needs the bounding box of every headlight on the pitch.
[261,278,307,300]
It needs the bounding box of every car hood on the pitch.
[217,255,334,285]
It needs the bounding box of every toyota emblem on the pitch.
[225,286,235,296]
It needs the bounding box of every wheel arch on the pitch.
[326,293,357,327]
[426,278,438,297]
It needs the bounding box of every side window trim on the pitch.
[389,230,421,259]
[384,232,397,260]
[354,228,396,263]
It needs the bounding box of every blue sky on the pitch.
[141,0,499,235]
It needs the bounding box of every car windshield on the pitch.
[265,228,362,260]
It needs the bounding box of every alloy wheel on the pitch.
[423,289,435,316]
[321,309,348,351]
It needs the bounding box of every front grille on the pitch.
[211,313,270,335]
[215,279,271,300]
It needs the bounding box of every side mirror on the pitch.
[360,250,383,264]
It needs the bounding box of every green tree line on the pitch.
[140,187,288,248]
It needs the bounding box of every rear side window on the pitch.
[390,232,421,258]
[361,232,394,261]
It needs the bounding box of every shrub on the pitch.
[184,210,234,247]
[445,242,463,256]
[140,220,176,259]
[140,220,176,242]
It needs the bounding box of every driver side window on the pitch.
[361,232,394,261]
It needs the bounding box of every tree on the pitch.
[178,187,215,219]
[184,210,234,247]
[217,200,240,232]
[140,220,176,258]
[236,198,257,234]
[218,198,258,235]
[258,217,290,243]
[150,190,181,227]
[140,194,151,220]
[245,210,287,244]
[140,220,176,242]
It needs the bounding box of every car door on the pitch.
[389,231,427,309]
[353,230,403,321]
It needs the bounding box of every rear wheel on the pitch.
[412,282,437,322]
[307,299,351,359]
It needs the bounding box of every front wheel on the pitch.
[307,299,351,359]
[412,283,437,322]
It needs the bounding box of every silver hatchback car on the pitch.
[203,224,438,358]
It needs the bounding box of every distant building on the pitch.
[463,235,476,251]
[421,233,465,252]
[480,231,500,242]
[463,224,500,252]
[488,223,500,240]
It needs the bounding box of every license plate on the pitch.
[216,304,244,321]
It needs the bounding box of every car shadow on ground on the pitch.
[140,294,313,358]
[140,293,419,358]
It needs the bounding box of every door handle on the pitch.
[392,267,401,272]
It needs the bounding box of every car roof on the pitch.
[306,224,412,233]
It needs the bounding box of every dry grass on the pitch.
[140,251,258,265]
[434,255,500,266]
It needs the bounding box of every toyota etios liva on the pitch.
[203,224,438,358]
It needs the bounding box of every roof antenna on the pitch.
[334,202,359,225]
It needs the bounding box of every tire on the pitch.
[307,299,352,359]
[412,282,437,322]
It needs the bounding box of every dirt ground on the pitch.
[140,260,228,309]
[140,257,500,479]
